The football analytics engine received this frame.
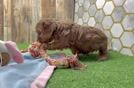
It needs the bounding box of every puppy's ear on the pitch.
[36,21,44,33]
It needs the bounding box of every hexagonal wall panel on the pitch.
[113,0,125,6]
[96,0,105,9]
[103,1,114,15]
[123,0,134,13]
[121,32,134,47]
[111,23,123,38]
[112,39,122,51]
[77,6,84,18]
[74,0,134,56]
[95,23,103,30]
[104,30,112,49]
[95,10,105,23]
[121,48,133,56]
[75,0,78,2]
[75,2,79,13]
[88,17,96,26]
[112,7,125,22]
[78,0,84,6]
[83,0,90,11]
[122,15,134,30]
[82,12,89,23]
[102,16,113,29]
[83,23,88,26]
[132,44,134,54]
[77,18,83,25]
[89,0,96,4]
[88,5,97,16]
[74,14,79,23]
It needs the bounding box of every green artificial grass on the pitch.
[18,44,134,88]
[17,43,29,50]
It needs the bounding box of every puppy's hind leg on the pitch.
[98,45,108,61]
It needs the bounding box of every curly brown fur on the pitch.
[36,19,108,61]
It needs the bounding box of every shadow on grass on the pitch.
[79,51,112,62]
[46,49,119,62]
[79,54,98,62]
[47,49,112,62]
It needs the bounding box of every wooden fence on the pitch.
[0,0,4,40]
[0,0,74,43]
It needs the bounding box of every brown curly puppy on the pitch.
[36,19,108,61]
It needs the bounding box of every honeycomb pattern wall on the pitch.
[74,0,134,56]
